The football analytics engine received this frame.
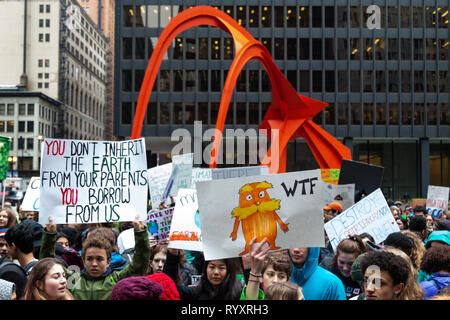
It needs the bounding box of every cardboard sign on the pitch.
[196,169,325,260]
[338,160,384,202]
[145,207,174,241]
[426,186,449,218]
[39,139,148,224]
[324,183,355,212]
[324,188,399,252]
[411,198,427,207]
[21,177,40,211]
[148,163,173,209]
[167,188,202,252]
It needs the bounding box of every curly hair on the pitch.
[82,235,113,260]
[85,227,119,253]
[262,251,292,277]
[382,247,424,300]
[401,230,426,270]
[420,246,450,274]
[23,258,74,300]
[264,282,302,300]
[360,250,410,287]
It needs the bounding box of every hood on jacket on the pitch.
[426,230,450,248]
[288,247,320,287]
[428,273,450,290]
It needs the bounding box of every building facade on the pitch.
[114,0,449,200]
[0,0,109,176]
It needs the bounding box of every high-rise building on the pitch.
[0,0,109,177]
[114,1,449,199]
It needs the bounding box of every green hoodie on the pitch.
[40,228,150,300]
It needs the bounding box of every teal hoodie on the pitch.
[289,248,346,300]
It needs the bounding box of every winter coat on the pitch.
[420,273,450,299]
[289,248,346,300]
[40,229,150,300]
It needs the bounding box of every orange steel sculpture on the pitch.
[131,6,351,173]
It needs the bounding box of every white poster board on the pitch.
[191,168,213,188]
[167,188,202,252]
[147,163,172,209]
[21,177,40,211]
[211,166,269,180]
[324,188,399,252]
[169,153,193,201]
[324,183,355,212]
[426,185,449,218]
[196,169,325,260]
[145,207,174,241]
[39,138,148,224]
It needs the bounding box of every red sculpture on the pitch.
[131,6,351,173]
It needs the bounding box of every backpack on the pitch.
[0,256,27,298]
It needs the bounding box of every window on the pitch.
[376,71,386,92]
[185,71,195,92]
[27,138,34,150]
[388,6,398,28]
[39,34,44,42]
[19,104,26,115]
[350,6,360,28]
[39,5,44,13]
[351,103,361,124]
[287,38,297,60]
[414,71,424,92]
[39,19,44,27]
[402,104,412,124]
[0,121,4,132]
[338,39,348,60]
[312,71,322,92]
[350,71,360,92]
[135,38,145,60]
[46,5,50,13]
[249,70,259,92]
[173,70,182,92]
[363,103,374,124]
[122,70,132,92]
[237,6,246,27]
[27,121,34,132]
[401,39,411,60]
[7,104,14,116]
[6,121,14,132]
[412,7,423,27]
[337,7,347,27]
[388,71,399,92]
[400,7,410,27]
[414,39,423,60]
[402,71,411,92]
[312,39,322,60]
[275,38,284,60]
[275,6,284,28]
[18,121,25,132]
[198,70,208,92]
[299,70,309,92]
[185,38,195,60]
[211,70,220,92]
[312,7,322,28]
[45,19,50,27]
[414,104,424,125]
[249,6,259,28]
[123,38,132,59]
[350,39,360,60]
[428,103,437,125]
[38,59,43,67]
[376,104,387,124]
[45,59,50,67]
[224,38,233,60]
[211,38,220,60]
[325,70,335,92]
[389,104,400,125]
[325,7,335,28]
[324,103,335,125]
[440,71,449,92]
[338,103,347,124]
[299,39,309,60]
[363,71,373,92]
[388,39,399,59]
[427,71,437,92]
[121,102,132,124]
[286,7,296,28]
[261,6,271,28]
[439,39,449,60]
[338,71,348,92]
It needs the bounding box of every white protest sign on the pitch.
[145,207,174,241]
[196,169,325,260]
[170,153,193,197]
[167,188,202,252]
[147,163,172,209]
[324,188,399,252]
[211,166,269,180]
[191,168,212,188]
[21,177,40,211]
[426,185,449,218]
[39,138,148,224]
[324,183,355,212]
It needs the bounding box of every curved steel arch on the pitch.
[131,6,351,173]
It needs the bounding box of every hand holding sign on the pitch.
[45,216,57,233]
[132,215,146,232]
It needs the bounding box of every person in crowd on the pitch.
[264,282,304,300]
[413,206,426,217]
[288,247,346,300]
[146,272,181,300]
[320,235,367,299]
[426,214,434,233]
[4,223,39,276]
[0,278,16,300]
[429,285,450,300]
[0,229,10,258]
[241,237,292,300]
[409,216,429,243]
[401,230,426,271]
[349,253,368,300]
[396,217,409,230]
[0,208,17,230]
[323,202,343,223]
[148,243,168,275]
[178,249,201,286]
[394,201,403,211]
[383,232,413,257]
[23,211,38,222]
[390,206,400,220]
[56,232,70,249]
[40,215,150,300]
[110,276,164,300]
[163,247,243,300]
[360,250,410,300]
[433,219,450,232]
[419,246,450,299]
[117,222,135,264]
[57,227,77,248]
[382,246,424,300]
[22,257,74,300]
[425,230,450,249]
[358,233,375,248]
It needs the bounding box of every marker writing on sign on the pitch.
[281,177,318,197]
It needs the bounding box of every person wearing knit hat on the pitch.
[323,202,343,223]
[111,276,163,300]
[0,279,16,300]
[146,272,180,300]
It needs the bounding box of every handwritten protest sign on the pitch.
[167,188,202,251]
[169,153,193,201]
[324,188,399,252]
[196,169,325,260]
[191,168,212,188]
[147,163,172,209]
[324,183,355,212]
[21,177,40,211]
[211,166,269,180]
[321,169,340,184]
[39,138,148,225]
[426,186,449,218]
[145,207,174,241]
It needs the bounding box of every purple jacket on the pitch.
[420,273,450,299]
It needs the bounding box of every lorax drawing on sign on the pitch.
[230,181,289,256]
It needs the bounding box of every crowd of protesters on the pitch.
[0,195,448,301]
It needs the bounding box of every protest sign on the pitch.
[169,153,193,201]
[426,186,449,218]
[191,168,212,188]
[196,169,325,260]
[324,183,355,212]
[39,138,148,225]
[338,160,384,202]
[211,165,269,180]
[324,188,399,252]
[145,207,174,241]
[321,169,340,184]
[411,198,427,207]
[147,163,172,209]
[21,177,40,211]
[167,188,202,252]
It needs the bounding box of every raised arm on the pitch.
[243,237,270,300]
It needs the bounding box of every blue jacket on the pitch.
[420,273,450,299]
[289,248,346,300]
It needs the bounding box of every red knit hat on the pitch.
[111,276,163,300]
[146,273,180,300]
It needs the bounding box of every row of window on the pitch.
[125,36,450,62]
[121,101,450,126]
[67,83,104,123]
[38,59,50,68]
[67,114,103,137]
[123,5,449,29]
[39,19,50,28]
[0,103,34,116]
[38,33,50,43]
[122,69,450,94]
[39,4,50,14]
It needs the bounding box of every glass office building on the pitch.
[115,0,449,199]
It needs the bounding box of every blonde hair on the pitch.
[382,246,424,300]
[401,230,426,271]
